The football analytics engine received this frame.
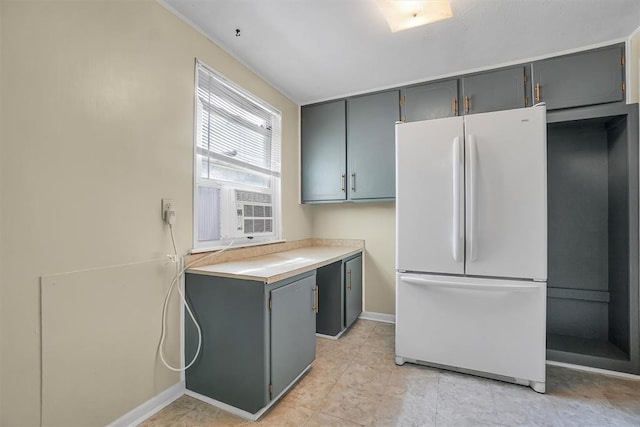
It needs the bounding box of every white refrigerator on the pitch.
[395,106,547,393]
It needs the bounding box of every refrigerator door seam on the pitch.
[468,134,477,262]
[452,136,462,262]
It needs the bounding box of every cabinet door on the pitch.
[270,274,316,398]
[532,44,624,110]
[404,79,458,122]
[347,90,399,200]
[344,255,363,328]
[316,261,344,336]
[461,67,527,114]
[301,101,346,202]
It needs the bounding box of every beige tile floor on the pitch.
[140,320,640,426]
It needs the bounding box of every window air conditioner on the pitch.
[221,188,274,239]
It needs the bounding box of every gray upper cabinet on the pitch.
[532,44,625,110]
[461,66,528,114]
[347,90,399,200]
[301,100,346,202]
[301,43,627,204]
[404,79,458,122]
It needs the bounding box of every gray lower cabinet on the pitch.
[184,271,316,414]
[461,66,529,114]
[403,79,458,122]
[316,253,363,336]
[347,91,399,200]
[301,100,346,202]
[316,261,343,336]
[344,254,363,328]
[270,276,316,397]
[532,44,625,110]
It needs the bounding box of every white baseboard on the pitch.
[359,311,395,324]
[316,329,346,340]
[106,382,185,427]
[546,360,640,381]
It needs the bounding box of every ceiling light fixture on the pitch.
[376,0,453,33]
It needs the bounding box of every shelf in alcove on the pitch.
[547,333,629,361]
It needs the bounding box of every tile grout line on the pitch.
[488,381,499,424]
[434,369,441,426]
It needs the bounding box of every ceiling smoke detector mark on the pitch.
[376,0,453,33]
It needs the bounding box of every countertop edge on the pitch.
[186,246,363,284]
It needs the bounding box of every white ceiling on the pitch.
[162,0,640,105]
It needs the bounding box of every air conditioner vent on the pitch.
[235,190,272,204]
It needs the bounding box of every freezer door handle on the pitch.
[468,134,477,262]
[400,276,541,292]
[452,136,462,262]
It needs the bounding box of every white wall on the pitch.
[0,1,310,425]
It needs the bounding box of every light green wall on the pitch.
[0,1,310,425]
[311,203,396,315]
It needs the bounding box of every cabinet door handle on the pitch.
[351,173,356,192]
[535,83,541,102]
[452,97,458,116]
[341,174,346,192]
[464,96,470,114]
[347,270,352,291]
[312,286,319,313]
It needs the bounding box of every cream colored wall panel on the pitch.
[0,0,307,425]
[41,261,179,427]
[630,29,640,103]
[311,203,396,315]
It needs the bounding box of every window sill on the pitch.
[190,239,286,255]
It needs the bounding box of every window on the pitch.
[193,60,282,250]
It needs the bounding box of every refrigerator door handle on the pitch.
[468,134,477,262]
[400,276,541,292]
[452,136,462,262]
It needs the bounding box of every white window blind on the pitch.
[193,60,282,249]
[196,61,281,183]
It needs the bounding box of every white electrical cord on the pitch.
[159,224,235,371]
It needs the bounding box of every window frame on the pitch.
[192,60,282,252]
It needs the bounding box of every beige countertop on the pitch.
[186,244,363,284]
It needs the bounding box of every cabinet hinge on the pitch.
[269,383,273,398]
[525,96,528,106]
[269,298,272,310]
[622,82,626,92]
[400,96,406,107]
[621,56,625,67]
[524,73,528,85]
